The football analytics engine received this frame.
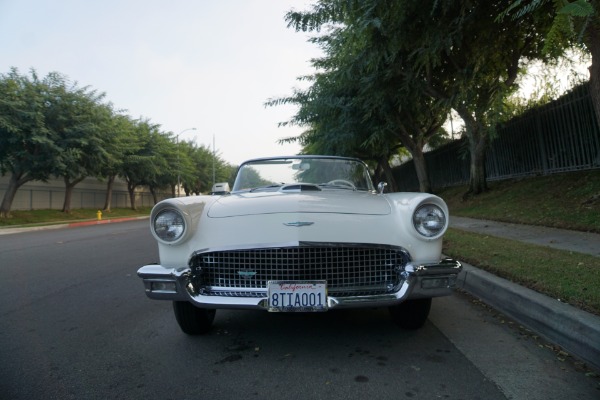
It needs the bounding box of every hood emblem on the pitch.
[283,221,314,227]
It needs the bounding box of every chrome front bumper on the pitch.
[137,258,462,310]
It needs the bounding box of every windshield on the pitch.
[232,157,375,192]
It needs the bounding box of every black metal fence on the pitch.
[393,83,600,191]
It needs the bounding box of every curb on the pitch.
[457,262,600,372]
[67,216,147,227]
[0,216,148,235]
[0,224,69,235]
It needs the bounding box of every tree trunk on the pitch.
[465,127,489,196]
[410,147,431,193]
[586,20,600,129]
[127,181,138,210]
[0,172,33,218]
[393,115,438,194]
[103,175,116,212]
[457,108,489,196]
[62,176,86,213]
[468,139,488,195]
[149,186,158,204]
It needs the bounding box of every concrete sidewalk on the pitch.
[449,216,600,372]
[450,216,600,257]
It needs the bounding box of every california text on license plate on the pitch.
[267,280,328,312]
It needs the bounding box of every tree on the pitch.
[175,139,201,196]
[145,131,178,203]
[42,73,113,213]
[1,67,236,215]
[503,49,590,119]
[275,4,450,192]
[181,143,233,195]
[120,119,162,210]
[336,0,549,194]
[379,0,554,195]
[100,114,136,212]
[272,75,411,191]
[203,149,234,193]
[0,69,61,217]
[285,0,556,195]
[499,0,600,127]
[358,66,450,193]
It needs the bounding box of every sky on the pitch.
[0,0,321,166]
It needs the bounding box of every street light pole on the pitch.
[177,127,196,197]
[212,134,215,188]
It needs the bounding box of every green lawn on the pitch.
[443,229,600,315]
[0,207,152,227]
[439,170,600,233]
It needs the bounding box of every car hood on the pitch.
[207,190,391,217]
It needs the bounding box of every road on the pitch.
[0,221,597,400]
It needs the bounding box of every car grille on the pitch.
[189,245,409,297]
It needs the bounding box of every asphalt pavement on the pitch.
[449,216,600,372]
[2,215,599,372]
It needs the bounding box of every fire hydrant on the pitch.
[97,210,102,221]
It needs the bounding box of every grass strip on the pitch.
[439,170,600,233]
[443,228,600,316]
[0,207,152,227]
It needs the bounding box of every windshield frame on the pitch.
[231,156,375,193]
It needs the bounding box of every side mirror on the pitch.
[377,182,387,194]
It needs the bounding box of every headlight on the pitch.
[413,204,446,238]
[153,208,185,242]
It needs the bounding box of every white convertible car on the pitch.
[138,156,461,334]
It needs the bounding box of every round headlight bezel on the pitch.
[412,203,447,238]
[153,208,186,243]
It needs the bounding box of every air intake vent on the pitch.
[280,184,321,192]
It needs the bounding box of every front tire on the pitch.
[173,301,216,335]
[389,298,432,330]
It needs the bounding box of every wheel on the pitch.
[172,301,216,335]
[327,179,356,189]
[388,298,432,330]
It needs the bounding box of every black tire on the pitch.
[172,301,216,335]
[388,298,432,330]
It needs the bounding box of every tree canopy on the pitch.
[275,0,576,195]
[499,0,600,128]
[0,68,233,217]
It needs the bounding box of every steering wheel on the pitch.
[327,179,356,189]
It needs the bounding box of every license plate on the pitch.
[267,280,328,312]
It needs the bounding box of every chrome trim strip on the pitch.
[405,258,462,275]
[190,241,412,256]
